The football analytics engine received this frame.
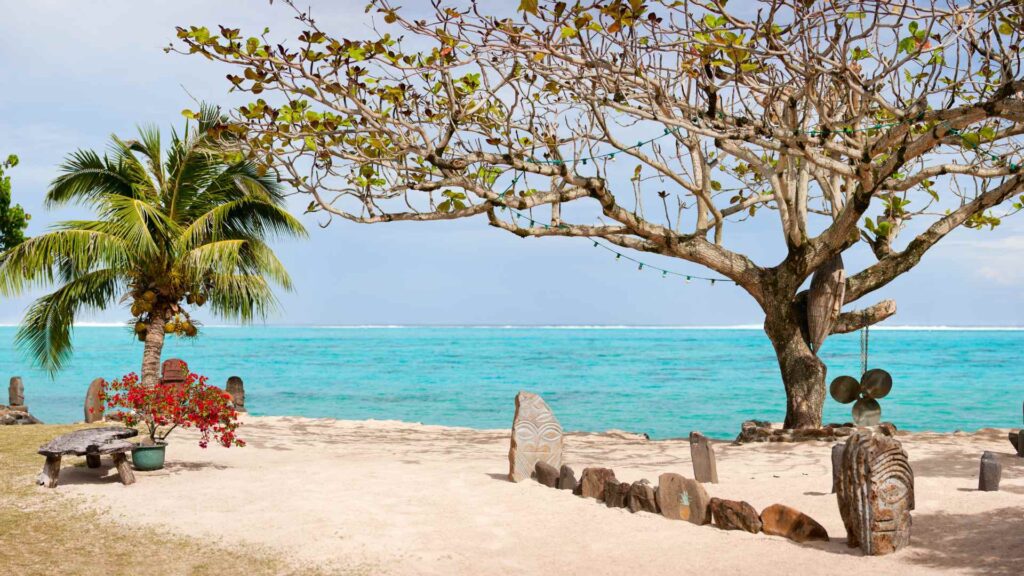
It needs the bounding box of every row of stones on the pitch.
[533,462,828,544]
[736,419,897,443]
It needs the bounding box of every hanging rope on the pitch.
[860,318,870,375]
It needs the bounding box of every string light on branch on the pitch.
[487,112,1021,289]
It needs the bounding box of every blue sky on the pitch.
[1,0,1022,327]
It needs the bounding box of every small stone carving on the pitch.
[979,451,1001,492]
[627,479,659,513]
[535,461,559,488]
[577,467,617,500]
[557,465,577,491]
[84,378,105,423]
[508,391,563,482]
[710,498,762,533]
[604,480,630,508]
[831,443,845,493]
[226,376,246,412]
[689,431,718,483]
[1010,430,1023,457]
[9,376,24,406]
[161,358,188,385]
[836,431,914,555]
[655,473,710,525]
[760,504,829,543]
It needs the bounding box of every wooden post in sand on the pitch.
[9,376,24,408]
[689,431,719,483]
[226,376,246,412]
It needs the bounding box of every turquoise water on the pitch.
[1,326,1021,439]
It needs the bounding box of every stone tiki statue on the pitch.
[836,431,915,555]
[508,391,563,482]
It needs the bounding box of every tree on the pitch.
[0,154,30,251]
[174,0,1024,428]
[0,107,307,385]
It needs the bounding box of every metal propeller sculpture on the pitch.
[829,321,894,426]
[830,368,893,427]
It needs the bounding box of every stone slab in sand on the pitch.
[56,417,1024,575]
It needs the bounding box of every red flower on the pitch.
[103,365,245,449]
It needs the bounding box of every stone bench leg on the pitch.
[37,455,62,488]
[86,454,101,468]
[112,453,135,486]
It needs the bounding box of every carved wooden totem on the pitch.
[161,358,188,385]
[836,431,915,555]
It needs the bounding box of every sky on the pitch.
[1,0,1022,327]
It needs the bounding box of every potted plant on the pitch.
[104,368,244,471]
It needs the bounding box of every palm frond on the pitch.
[46,149,137,207]
[205,273,277,323]
[125,125,165,190]
[0,229,130,296]
[94,195,177,256]
[15,268,123,374]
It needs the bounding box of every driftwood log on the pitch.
[836,431,915,555]
[37,427,139,488]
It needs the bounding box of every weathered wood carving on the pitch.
[161,358,188,385]
[226,376,246,412]
[84,378,105,423]
[836,431,914,555]
[689,431,719,483]
[806,254,845,353]
[9,376,24,406]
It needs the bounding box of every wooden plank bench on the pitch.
[37,426,139,488]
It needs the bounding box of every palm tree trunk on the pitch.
[141,311,166,387]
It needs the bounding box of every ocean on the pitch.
[1,325,1021,439]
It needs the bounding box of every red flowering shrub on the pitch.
[104,368,245,448]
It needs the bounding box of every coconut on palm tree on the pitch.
[0,107,306,386]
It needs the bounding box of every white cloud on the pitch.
[943,235,1024,285]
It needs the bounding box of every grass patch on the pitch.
[0,423,333,575]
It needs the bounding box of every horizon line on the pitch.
[2,322,1024,331]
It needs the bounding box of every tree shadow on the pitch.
[912,450,1024,480]
[50,464,124,486]
[159,461,229,473]
[905,507,1024,575]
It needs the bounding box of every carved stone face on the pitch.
[837,431,915,556]
[869,469,914,554]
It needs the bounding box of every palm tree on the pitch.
[0,108,307,386]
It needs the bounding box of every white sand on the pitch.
[57,416,1023,575]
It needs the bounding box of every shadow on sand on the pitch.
[905,507,1024,576]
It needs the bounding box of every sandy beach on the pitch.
[43,416,1022,575]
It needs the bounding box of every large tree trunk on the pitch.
[141,310,166,388]
[764,300,827,429]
